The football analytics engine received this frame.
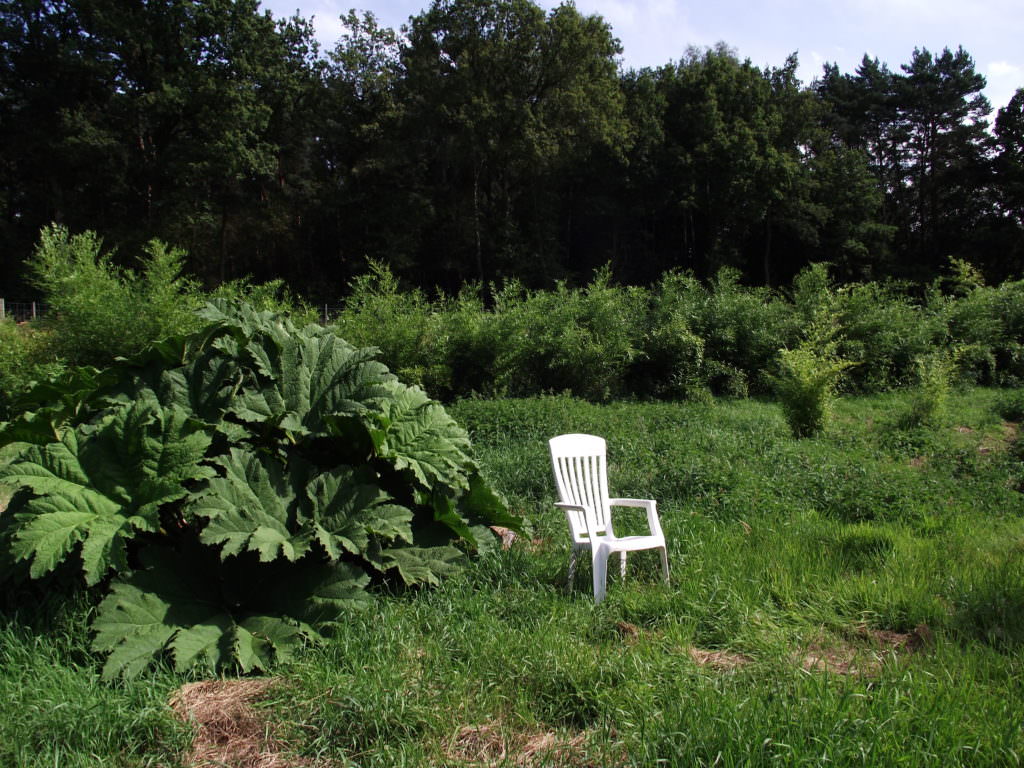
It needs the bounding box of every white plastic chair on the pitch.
[549,433,669,604]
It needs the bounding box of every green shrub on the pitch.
[833,281,942,392]
[431,285,504,400]
[790,262,835,327]
[322,260,1024,407]
[630,271,708,400]
[896,353,954,429]
[694,268,798,395]
[331,260,446,391]
[770,317,856,438]
[25,225,202,366]
[491,267,645,401]
[0,301,517,679]
[943,279,1024,387]
[993,389,1024,422]
[0,320,64,419]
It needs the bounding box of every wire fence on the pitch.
[0,299,49,322]
[1,300,347,324]
[0,301,352,325]
[318,305,344,324]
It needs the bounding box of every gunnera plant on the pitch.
[0,300,519,679]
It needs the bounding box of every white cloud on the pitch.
[985,61,1023,112]
[989,60,1022,79]
[849,0,987,19]
[586,0,639,27]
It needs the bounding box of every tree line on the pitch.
[2,0,1022,297]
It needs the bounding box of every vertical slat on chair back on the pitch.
[549,434,611,538]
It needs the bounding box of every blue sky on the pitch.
[261,0,1023,112]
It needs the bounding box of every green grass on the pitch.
[2,388,1023,766]
[0,593,190,767]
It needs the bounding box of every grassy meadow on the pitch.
[2,387,1023,766]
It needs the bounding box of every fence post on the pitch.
[31,301,37,320]
[323,304,328,325]
[0,298,5,320]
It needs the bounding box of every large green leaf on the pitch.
[190,448,306,562]
[0,366,118,449]
[199,300,292,352]
[108,353,243,428]
[0,397,213,583]
[93,583,180,679]
[302,465,413,558]
[93,543,369,679]
[366,542,464,587]
[229,329,394,437]
[191,448,414,564]
[366,381,476,491]
[0,410,66,449]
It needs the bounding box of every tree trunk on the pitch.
[473,163,484,283]
[219,203,230,284]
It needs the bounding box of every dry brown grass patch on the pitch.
[686,646,753,671]
[489,526,547,551]
[856,623,933,651]
[797,624,932,676]
[614,621,641,643]
[976,421,1020,455]
[799,642,880,676]
[169,678,324,768]
[447,720,601,767]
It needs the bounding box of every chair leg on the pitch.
[619,551,627,580]
[660,546,670,583]
[567,549,578,587]
[592,549,608,604]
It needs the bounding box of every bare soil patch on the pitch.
[169,678,325,768]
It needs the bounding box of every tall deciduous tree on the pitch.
[390,0,629,287]
[616,46,823,284]
[313,11,416,283]
[0,0,320,288]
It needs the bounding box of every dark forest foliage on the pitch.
[1,0,1022,296]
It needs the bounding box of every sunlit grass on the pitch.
[2,388,1022,766]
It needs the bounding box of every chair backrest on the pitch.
[549,433,612,541]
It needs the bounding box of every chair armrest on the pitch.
[608,498,664,539]
[555,501,602,540]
